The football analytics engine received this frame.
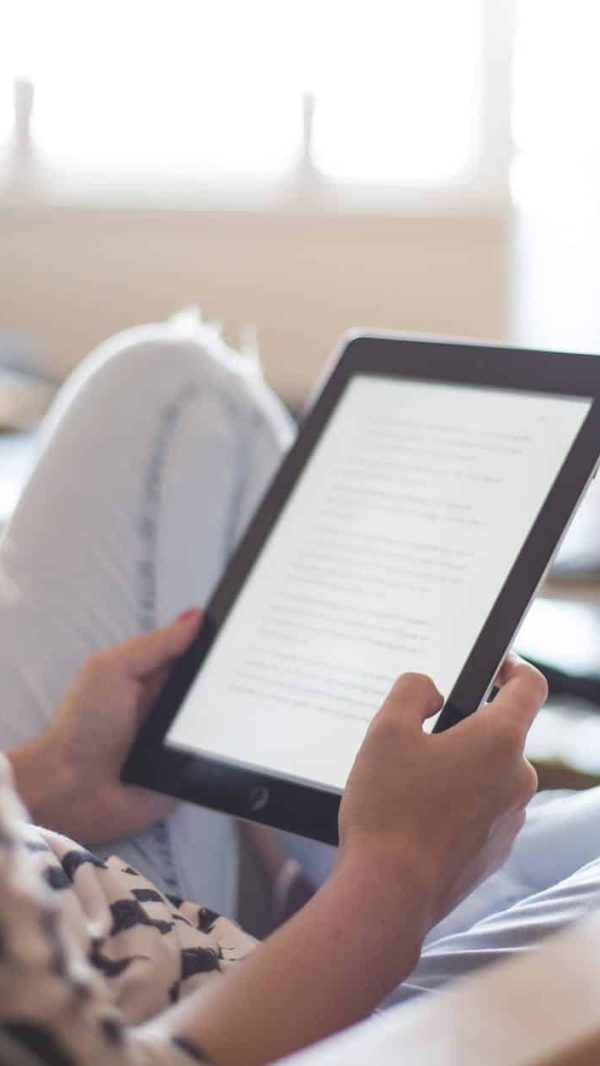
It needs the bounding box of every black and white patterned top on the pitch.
[0,757,257,1065]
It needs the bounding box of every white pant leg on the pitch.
[420,786,600,947]
[388,849,600,1004]
[0,319,294,914]
[382,785,600,1003]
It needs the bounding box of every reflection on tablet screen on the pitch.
[167,375,591,792]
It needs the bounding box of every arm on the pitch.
[156,853,429,1066]
[144,664,546,1066]
[0,757,200,1066]
[7,616,546,1066]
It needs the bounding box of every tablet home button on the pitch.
[247,785,270,812]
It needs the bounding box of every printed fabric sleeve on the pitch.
[0,755,208,1066]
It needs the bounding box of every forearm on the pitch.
[147,853,433,1066]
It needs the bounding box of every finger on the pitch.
[494,652,522,688]
[517,757,539,805]
[118,609,203,678]
[490,651,515,691]
[138,664,172,718]
[481,656,548,735]
[378,673,444,728]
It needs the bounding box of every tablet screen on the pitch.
[167,375,591,791]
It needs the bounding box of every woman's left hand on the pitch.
[8,609,202,843]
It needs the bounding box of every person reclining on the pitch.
[1,320,599,1064]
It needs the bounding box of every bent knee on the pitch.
[74,322,254,411]
[43,319,293,469]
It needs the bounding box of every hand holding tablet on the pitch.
[338,657,544,923]
[124,334,600,843]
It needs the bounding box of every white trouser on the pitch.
[0,318,295,917]
[1,318,600,997]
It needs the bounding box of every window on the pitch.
[0,0,510,209]
[512,0,600,217]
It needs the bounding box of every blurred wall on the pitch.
[0,205,509,405]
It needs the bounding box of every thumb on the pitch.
[118,609,203,678]
[378,672,443,729]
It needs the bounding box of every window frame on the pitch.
[0,0,515,217]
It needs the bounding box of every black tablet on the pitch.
[124,334,600,844]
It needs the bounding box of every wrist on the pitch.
[333,841,434,956]
[169,836,434,1064]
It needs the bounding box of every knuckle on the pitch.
[519,760,538,803]
[530,665,549,705]
[391,672,431,694]
[368,703,406,745]
[389,672,441,710]
[369,709,399,742]
[517,660,548,705]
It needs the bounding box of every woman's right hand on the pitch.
[338,656,547,929]
[161,657,548,1066]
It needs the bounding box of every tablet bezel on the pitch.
[124,334,600,844]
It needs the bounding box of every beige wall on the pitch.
[0,206,510,405]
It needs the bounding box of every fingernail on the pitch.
[177,608,200,624]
